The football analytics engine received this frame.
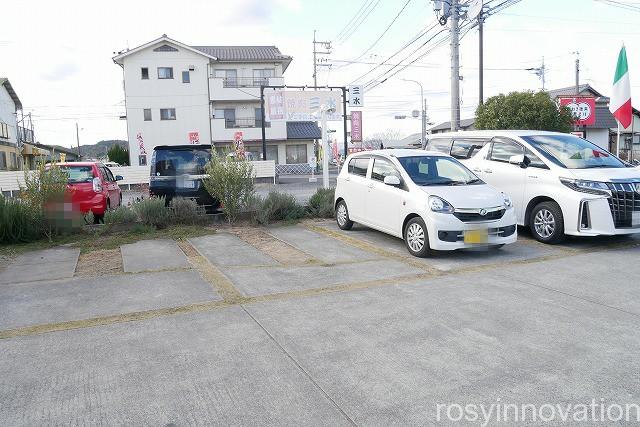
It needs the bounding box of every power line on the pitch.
[338,0,383,45]
[334,0,372,42]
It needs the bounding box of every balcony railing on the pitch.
[220,77,271,88]
[223,118,271,129]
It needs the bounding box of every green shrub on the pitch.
[254,191,305,224]
[307,188,335,218]
[202,152,254,223]
[169,197,207,225]
[0,196,42,243]
[104,205,137,225]
[132,197,170,228]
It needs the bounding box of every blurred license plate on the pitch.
[464,229,488,244]
[182,180,196,189]
[633,212,640,226]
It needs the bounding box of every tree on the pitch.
[107,144,130,165]
[475,91,573,133]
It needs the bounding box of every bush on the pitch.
[307,188,335,218]
[107,144,130,166]
[0,196,42,243]
[254,191,305,224]
[169,197,207,225]
[202,152,254,223]
[132,197,170,228]
[104,205,137,225]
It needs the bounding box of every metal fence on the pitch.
[276,163,313,175]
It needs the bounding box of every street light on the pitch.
[320,104,336,189]
[399,78,426,146]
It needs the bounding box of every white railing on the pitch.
[0,171,29,196]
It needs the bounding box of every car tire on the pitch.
[335,200,354,230]
[530,201,565,244]
[404,216,431,257]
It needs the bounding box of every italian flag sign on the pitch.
[610,46,632,128]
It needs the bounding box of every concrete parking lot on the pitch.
[1,222,639,425]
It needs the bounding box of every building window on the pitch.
[160,108,176,120]
[9,153,17,169]
[0,152,6,170]
[214,69,237,87]
[143,109,152,121]
[286,144,308,164]
[157,67,173,79]
[182,71,190,83]
[141,67,149,79]
[139,155,147,166]
[0,122,9,139]
[253,68,275,86]
[223,109,235,128]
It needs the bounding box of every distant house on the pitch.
[0,78,22,170]
[428,118,476,134]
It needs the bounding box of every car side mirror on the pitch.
[383,175,401,186]
[115,175,124,181]
[509,154,526,167]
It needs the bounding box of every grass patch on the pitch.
[0,224,216,258]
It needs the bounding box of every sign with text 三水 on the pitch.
[558,97,596,126]
[265,90,343,122]
[348,85,364,107]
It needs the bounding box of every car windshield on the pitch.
[521,134,625,169]
[397,155,482,186]
[59,166,94,183]
[151,148,211,176]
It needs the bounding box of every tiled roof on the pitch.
[287,122,321,140]
[0,78,22,110]
[192,45,291,62]
[429,117,476,132]
[547,84,608,102]
[593,106,619,129]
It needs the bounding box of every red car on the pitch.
[58,162,123,222]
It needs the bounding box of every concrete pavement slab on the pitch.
[498,245,640,315]
[224,260,423,296]
[189,233,278,267]
[316,222,562,271]
[0,307,351,426]
[0,247,80,284]
[246,270,640,425]
[268,225,377,263]
[121,239,189,273]
[0,270,220,330]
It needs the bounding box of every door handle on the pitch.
[484,169,493,173]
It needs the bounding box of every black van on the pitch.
[149,145,219,210]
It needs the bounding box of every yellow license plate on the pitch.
[464,229,488,244]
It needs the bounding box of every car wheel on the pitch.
[93,213,104,224]
[530,201,565,244]
[404,216,431,257]
[335,200,354,230]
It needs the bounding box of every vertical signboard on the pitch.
[351,111,363,142]
[348,85,364,107]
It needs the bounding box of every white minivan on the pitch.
[334,149,517,257]
[424,130,640,243]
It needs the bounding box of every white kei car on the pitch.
[334,149,517,257]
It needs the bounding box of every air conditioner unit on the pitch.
[188,65,195,71]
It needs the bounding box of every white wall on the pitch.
[121,42,211,166]
[0,86,17,145]
[585,128,609,151]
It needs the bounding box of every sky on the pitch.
[2,0,640,149]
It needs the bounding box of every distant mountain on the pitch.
[78,140,128,159]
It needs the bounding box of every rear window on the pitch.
[151,148,211,176]
[450,139,488,159]
[426,138,452,154]
[60,166,95,183]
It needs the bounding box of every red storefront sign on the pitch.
[558,97,596,126]
[351,111,362,142]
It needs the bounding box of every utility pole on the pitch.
[312,30,332,88]
[526,57,545,90]
[574,51,580,94]
[450,0,460,131]
[75,122,81,160]
[478,12,484,105]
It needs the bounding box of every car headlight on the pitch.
[428,196,454,213]
[502,193,513,209]
[559,178,611,196]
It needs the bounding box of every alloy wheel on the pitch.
[336,204,348,226]
[406,223,425,252]
[534,208,555,239]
